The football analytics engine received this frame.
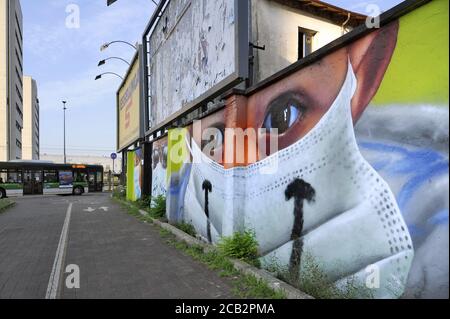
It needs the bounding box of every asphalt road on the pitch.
[0,193,235,299]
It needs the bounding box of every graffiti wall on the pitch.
[151,136,169,200]
[162,0,448,299]
[126,149,143,201]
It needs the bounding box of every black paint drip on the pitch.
[202,180,213,243]
[285,178,316,283]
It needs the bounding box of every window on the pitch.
[15,13,22,41]
[5,170,22,184]
[15,67,22,86]
[16,85,22,103]
[44,171,58,183]
[15,31,22,56]
[298,27,317,60]
[74,171,87,183]
[16,104,23,119]
[15,49,22,73]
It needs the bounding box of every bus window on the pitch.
[74,171,87,183]
[44,171,58,183]
[0,169,6,184]
[7,170,22,184]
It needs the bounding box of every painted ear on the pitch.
[348,21,399,122]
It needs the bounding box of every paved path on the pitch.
[0,193,235,299]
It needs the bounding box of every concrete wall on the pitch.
[251,0,345,83]
[22,76,39,160]
[0,0,23,161]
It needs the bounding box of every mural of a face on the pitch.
[165,0,449,299]
[151,137,169,199]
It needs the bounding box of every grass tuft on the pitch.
[218,230,260,267]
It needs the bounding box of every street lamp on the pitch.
[95,72,124,81]
[98,57,130,67]
[62,101,67,164]
[100,40,137,51]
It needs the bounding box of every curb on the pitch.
[137,207,313,300]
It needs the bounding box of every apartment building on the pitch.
[22,76,39,160]
[0,0,23,161]
[251,0,366,83]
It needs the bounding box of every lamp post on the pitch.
[100,40,137,52]
[94,72,124,81]
[98,57,130,67]
[62,101,67,164]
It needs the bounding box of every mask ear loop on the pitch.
[348,57,358,98]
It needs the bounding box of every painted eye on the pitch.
[263,96,303,135]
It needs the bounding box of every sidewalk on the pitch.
[60,194,236,299]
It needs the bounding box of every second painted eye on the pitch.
[263,95,304,135]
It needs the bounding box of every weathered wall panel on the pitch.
[149,0,237,129]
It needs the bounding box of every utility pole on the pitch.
[63,101,67,164]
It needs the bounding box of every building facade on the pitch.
[0,0,23,161]
[22,76,39,160]
[251,0,365,83]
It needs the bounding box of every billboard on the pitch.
[117,47,144,152]
[145,0,249,131]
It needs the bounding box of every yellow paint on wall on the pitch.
[372,0,449,106]
[127,151,135,201]
[118,59,141,151]
[167,129,189,182]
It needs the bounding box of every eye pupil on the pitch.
[263,98,302,135]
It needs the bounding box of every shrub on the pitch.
[175,222,197,237]
[217,230,259,265]
[112,186,126,200]
[136,195,152,209]
[150,195,166,219]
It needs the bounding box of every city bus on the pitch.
[0,161,104,199]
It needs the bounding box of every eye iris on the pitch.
[263,101,301,135]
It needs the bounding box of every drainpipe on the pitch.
[341,13,351,35]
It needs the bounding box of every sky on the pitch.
[21,0,403,158]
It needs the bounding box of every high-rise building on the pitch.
[0,0,23,161]
[22,76,39,160]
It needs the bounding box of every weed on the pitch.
[136,195,152,209]
[0,199,14,213]
[174,222,197,237]
[112,186,126,200]
[218,230,260,267]
[266,253,374,299]
[233,275,286,299]
[150,195,166,219]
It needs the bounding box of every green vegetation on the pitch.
[149,195,167,220]
[173,222,197,238]
[115,196,286,299]
[218,230,260,267]
[266,253,374,299]
[0,199,14,213]
[136,195,152,209]
[163,232,286,299]
[112,186,126,200]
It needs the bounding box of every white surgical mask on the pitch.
[181,62,414,299]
